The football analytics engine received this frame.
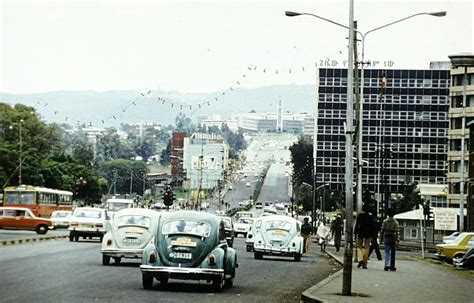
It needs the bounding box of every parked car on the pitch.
[140,211,237,290]
[252,215,303,261]
[453,247,474,269]
[442,231,461,243]
[235,211,254,219]
[102,208,160,265]
[218,216,235,247]
[234,217,254,238]
[436,232,474,261]
[69,207,106,242]
[0,207,52,234]
[50,210,73,229]
[263,206,277,215]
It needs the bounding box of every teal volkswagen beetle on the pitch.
[140,211,237,290]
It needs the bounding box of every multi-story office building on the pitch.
[315,67,450,204]
[183,133,229,190]
[237,112,306,133]
[449,65,474,229]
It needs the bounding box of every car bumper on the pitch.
[70,229,105,237]
[102,248,144,258]
[254,246,298,256]
[140,265,224,280]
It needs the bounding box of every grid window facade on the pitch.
[316,68,449,195]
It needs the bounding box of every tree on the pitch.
[160,141,171,165]
[132,136,157,162]
[175,113,192,131]
[98,159,148,195]
[392,177,424,214]
[95,128,134,162]
[289,135,313,188]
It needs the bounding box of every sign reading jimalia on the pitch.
[434,209,457,231]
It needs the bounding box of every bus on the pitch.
[3,185,74,218]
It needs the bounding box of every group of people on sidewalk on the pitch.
[300,205,400,272]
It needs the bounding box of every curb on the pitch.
[1,234,69,246]
[301,251,344,302]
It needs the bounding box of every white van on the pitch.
[105,198,135,220]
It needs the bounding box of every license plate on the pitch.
[172,252,192,259]
[81,224,94,228]
[171,237,197,247]
[123,238,141,244]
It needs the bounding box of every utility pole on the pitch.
[130,171,133,194]
[342,4,355,295]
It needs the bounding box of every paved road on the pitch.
[0,229,68,240]
[0,236,338,302]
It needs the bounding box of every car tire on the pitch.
[102,255,110,266]
[224,277,234,288]
[294,253,302,262]
[228,240,233,248]
[452,253,464,264]
[212,277,224,291]
[69,234,74,242]
[36,224,48,235]
[114,257,121,264]
[99,235,103,243]
[142,274,154,290]
[159,277,168,287]
[74,236,79,242]
[254,252,263,260]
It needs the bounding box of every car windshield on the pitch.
[265,220,292,231]
[107,202,132,211]
[238,218,254,225]
[117,215,152,228]
[74,209,102,219]
[162,220,211,237]
[52,211,71,218]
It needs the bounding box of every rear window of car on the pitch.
[52,211,71,218]
[117,215,152,228]
[265,220,292,231]
[74,209,102,219]
[162,220,211,237]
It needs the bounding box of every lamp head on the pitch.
[285,11,302,17]
[428,11,447,17]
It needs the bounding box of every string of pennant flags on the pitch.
[33,55,395,127]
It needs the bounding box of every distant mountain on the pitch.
[0,85,316,127]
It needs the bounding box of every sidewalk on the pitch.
[302,246,473,302]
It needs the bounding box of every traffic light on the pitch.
[423,203,434,221]
[163,190,174,207]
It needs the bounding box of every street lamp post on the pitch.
[448,53,474,232]
[285,7,446,297]
[286,10,446,213]
[9,119,24,185]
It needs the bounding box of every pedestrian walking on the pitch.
[368,216,383,260]
[382,207,400,271]
[354,204,375,269]
[316,219,331,252]
[331,214,344,252]
[301,217,313,254]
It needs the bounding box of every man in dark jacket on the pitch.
[301,217,313,254]
[331,214,344,252]
[354,204,375,269]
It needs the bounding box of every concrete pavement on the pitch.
[302,244,473,303]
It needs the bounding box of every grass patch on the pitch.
[409,256,474,281]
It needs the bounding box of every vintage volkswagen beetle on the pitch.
[101,208,160,265]
[252,215,303,261]
[140,211,237,290]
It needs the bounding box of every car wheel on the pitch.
[36,224,48,235]
[246,245,252,252]
[254,252,263,260]
[114,257,121,264]
[228,240,233,248]
[69,234,74,242]
[102,255,110,266]
[212,277,224,291]
[159,277,168,287]
[224,277,234,288]
[294,253,302,262]
[452,253,464,264]
[142,274,154,290]
[74,236,79,242]
[99,235,104,243]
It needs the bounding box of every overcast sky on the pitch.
[1,0,472,94]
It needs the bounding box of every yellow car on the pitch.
[436,232,474,261]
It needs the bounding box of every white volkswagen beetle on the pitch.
[252,215,303,261]
[101,208,160,265]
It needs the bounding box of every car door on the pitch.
[16,209,35,230]
[1,209,18,229]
